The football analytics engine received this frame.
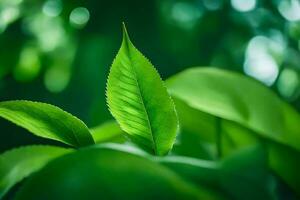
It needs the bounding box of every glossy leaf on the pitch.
[214,116,300,197]
[81,143,277,200]
[0,100,94,147]
[0,145,73,198]
[15,148,222,200]
[166,68,300,195]
[106,24,178,155]
[167,67,300,152]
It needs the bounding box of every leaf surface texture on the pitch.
[106,25,178,155]
[0,100,94,147]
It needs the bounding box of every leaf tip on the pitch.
[122,21,127,31]
[121,22,131,44]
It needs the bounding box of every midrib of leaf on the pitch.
[122,36,157,154]
[36,107,80,146]
[0,104,79,147]
[0,100,94,147]
[107,24,179,155]
[41,104,88,147]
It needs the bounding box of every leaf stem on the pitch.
[215,117,222,159]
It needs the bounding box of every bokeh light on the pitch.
[231,0,256,12]
[244,55,278,86]
[203,0,223,11]
[277,68,299,100]
[13,47,41,82]
[44,66,71,93]
[69,7,90,29]
[243,36,283,86]
[278,0,300,21]
[24,14,67,52]
[0,0,300,120]
[0,6,20,33]
[42,0,63,17]
[161,1,203,30]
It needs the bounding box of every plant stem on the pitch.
[216,117,222,159]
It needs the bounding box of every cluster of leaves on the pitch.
[0,25,300,199]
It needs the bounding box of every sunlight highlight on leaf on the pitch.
[0,100,94,147]
[106,24,179,155]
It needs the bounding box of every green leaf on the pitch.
[172,98,217,143]
[0,100,94,147]
[171,98,218,160]
[166,67,300,152]
[160,145,277,200]
[220,120,300,196]
[220,120,260,157]
[268,142,300,195]
[15,148,222,200]
[106,24,179,155]
[167,68,300,195]
[0,145,73,198]
[207,116,300,197]
[219,145,277,200]
[156,155,220,189]
[90,121,124,143]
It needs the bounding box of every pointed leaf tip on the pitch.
[122,22,127,33]
[106,26,179,155]
[121,22,131,45]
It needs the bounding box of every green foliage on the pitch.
[90,120,124,143]
[0,100,95,147]
[167,67,300,195]
[268,142,300,194]
[106,24,179,156]
[0,145,72,198]
[0,26,300,200]
[219,145,276,200]
[15,148,221,200]
[167,67,300,151]
[159,145,277,200]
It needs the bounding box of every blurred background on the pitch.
[1,0,300,151]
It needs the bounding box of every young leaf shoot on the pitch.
[106,24,179,156]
